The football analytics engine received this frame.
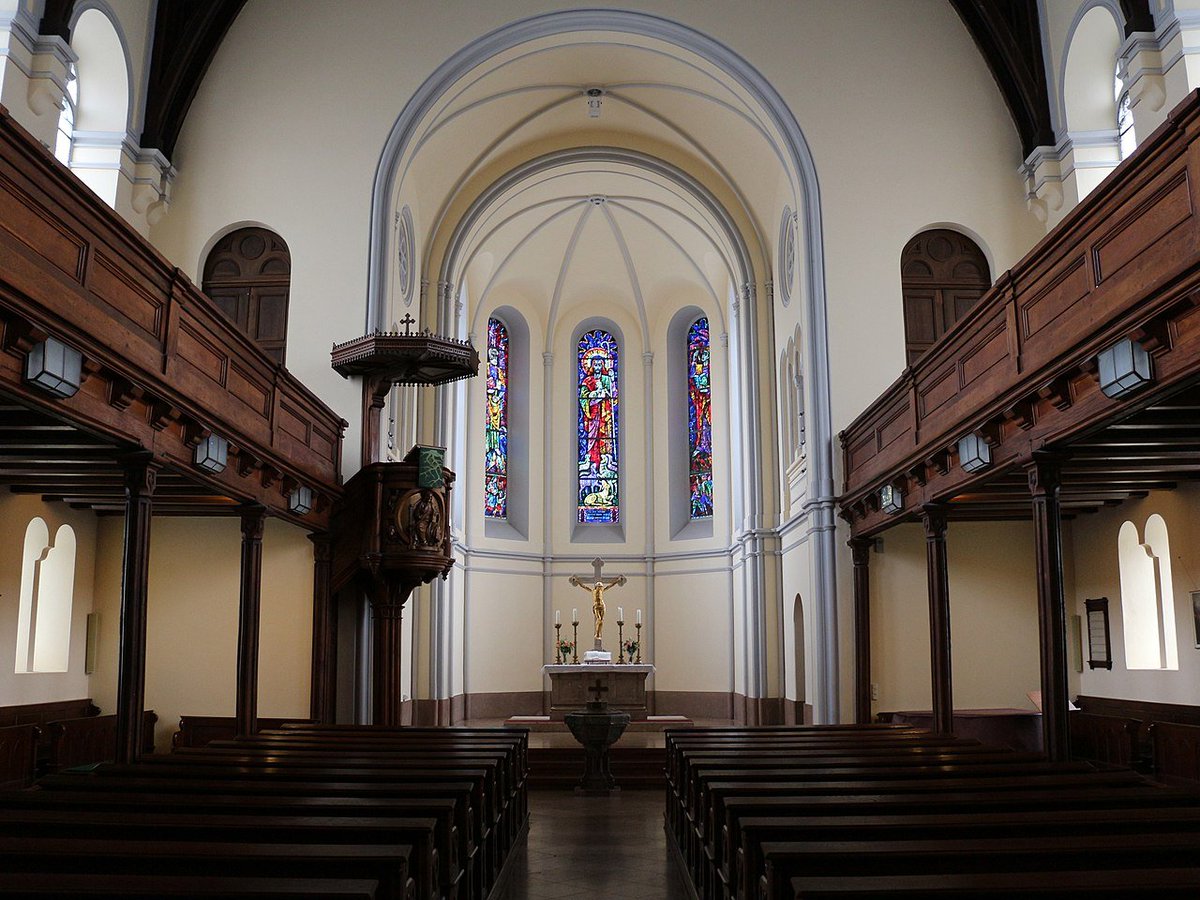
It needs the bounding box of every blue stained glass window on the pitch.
[688,317,713,518]
[577,329,619,523]
[484,317,508,518]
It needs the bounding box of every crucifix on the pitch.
[569,556,627,648]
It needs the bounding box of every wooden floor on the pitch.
[495,789,690,899]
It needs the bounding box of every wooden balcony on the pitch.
[0,104,345,525]
[840,89,1200,537]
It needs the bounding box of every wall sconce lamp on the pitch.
[957,432,992,473]
[193,434,229,474]
[288,485,314,515]
[1097,337,1153,399]
[880,483,903,515]
[25,337,82,398]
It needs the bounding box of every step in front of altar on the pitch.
[503,714,693,732]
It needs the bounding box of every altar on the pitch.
[542,664,655,720]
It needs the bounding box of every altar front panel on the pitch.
[543,665,654,720]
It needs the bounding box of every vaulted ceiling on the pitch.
[37,1,1157,184]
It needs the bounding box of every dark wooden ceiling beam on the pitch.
[140,0,247,159]
[949,0,1055,157]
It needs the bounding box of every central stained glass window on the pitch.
[577,329,619,523]
[688,317,713,517]
[484,317,508,518]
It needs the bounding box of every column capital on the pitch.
[308,530,332,561]
[119,451,160,495]
[1026,452,1066,497]
[642,351,654,366]
[239,503,268,540]
[849,536,873,566]
[919,503,948,540]
[542,351,554,366]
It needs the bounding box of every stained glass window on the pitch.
[484,317,508,518]
[577,329,619,523]
[688,317,713,518]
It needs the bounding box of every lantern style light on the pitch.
[880,483,903,515]
[193,434,229,474]
[1097,337,1153,399]
[957,432,992,473]
[288,485,314,515]
[25,337,82,398]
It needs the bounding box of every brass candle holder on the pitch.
[554,622,563,664]
[635,622,642,664]
[617,618,625,664]
[571,618,579,664]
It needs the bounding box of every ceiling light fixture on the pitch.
[585,87,604,118]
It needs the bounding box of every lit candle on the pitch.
[555,610,560,625]
[637,609,642,625]
[572,608,578,623]
[618,606,624,622]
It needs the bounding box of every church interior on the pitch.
[1,0,1200,895]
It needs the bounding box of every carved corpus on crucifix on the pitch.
[569,557,627,655]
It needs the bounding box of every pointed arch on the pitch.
[577,327,620,524]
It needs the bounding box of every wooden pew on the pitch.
[758,831,1200,900]
[664,725,1200,900]
[0,723,37,790]
[1151,721,1200,784]
[0,807,443,900]
[0,836,415,900]
[0,873,386,898]
[785,868,1200,898]
[42,711,158,773]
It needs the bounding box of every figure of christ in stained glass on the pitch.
[577,329,619,523]
[688,317,713,518]
[484,318,508,518]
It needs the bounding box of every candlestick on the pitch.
[572,608,578,623]
[637,608,642,625]
[554,622,562,664]
[618,606,623,622]
[617,620,625,664]
[555,609,560,626]
[571,621,579,664]
[635,622,642,664]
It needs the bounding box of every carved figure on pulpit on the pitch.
[410,489,441,548]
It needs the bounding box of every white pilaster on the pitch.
[0,2,74,149]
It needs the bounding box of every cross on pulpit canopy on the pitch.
[398,313,416,335]
[588,678,609,704]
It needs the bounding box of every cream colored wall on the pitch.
[0,494,97,706]
[866,521,1043,716]
[141,0,1046,713]
[91,516,313,751]
[1070,486,1200,705]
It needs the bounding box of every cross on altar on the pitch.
[588,678,609,704]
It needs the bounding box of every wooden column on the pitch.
[235,504,268,738]
[370,580,411,727]
[921,504,954,735]
[308,532,336,724]
[115,452,158,765]
[1028,456,1072,762]
[850,537,873,724]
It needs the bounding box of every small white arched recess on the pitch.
[1117,515,1179,670]
[14,519,77,674]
